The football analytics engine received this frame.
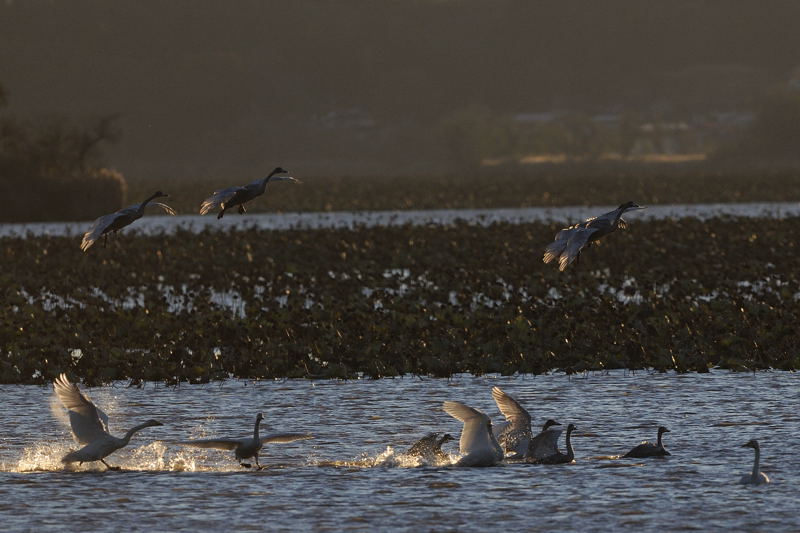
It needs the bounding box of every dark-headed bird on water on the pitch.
[543,201,645,271]
[81,191,176,251]
[199,167,300,219]
[623,426,671,458]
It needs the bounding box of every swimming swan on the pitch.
[443,401,504,467]
[534,423,576,465]
[490,386,561,460]
[624,426,671,458]
[178,413,312,469]
[53,373,163,470]
[739,439,770,485]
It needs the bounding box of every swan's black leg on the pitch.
[238,204,246,215]
[255,454,262,470]
[101,459,120,471]
[240,462,252,468]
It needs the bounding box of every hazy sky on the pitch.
[2,1,799,178]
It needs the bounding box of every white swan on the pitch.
[53,373,163,470]
[443,401,504,467]
[739,439,770,485]
[490,386,561,460]
[624,426,671,458]
[177,413,312,469]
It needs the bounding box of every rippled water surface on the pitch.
[1,372,797,532]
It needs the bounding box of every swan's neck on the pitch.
[140,192,160,211]
[657,431,663,449]
[259,170,280,191]
[253,417,262,442]
[565,428,575,460]
[751,446,761,480]
[122,422,153,444]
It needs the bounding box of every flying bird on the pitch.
[199,167,299,219]
[442,401,504,467]
[739,439,770,485]
[177,413,312,469]
[80,191,176,251]
[623,426,671,458]
[53,373,163,470]
[543,201,645,271]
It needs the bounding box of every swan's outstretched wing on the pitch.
[443,401,491,455]
[149,202,177,216]
[80,213,121,251]
[199,186,242,215]
[528,428,562,459]
[260,433,313,445]
[491,387,532,455]
[177,439,241,451]
[53,373,109,445]
[558,227,599,271]
[491,387,531,428]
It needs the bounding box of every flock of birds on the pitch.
[80,167,299,251]
[67,168,770,485]
[51,374,769,484]
[80,165,640,271]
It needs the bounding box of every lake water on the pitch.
[3,201,800,238]
[1,372,797,532]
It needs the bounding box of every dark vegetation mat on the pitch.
[2,216,799,384]
[128,165,800,215]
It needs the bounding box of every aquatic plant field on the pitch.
[3,206,800,383]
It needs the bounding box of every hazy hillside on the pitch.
[2,0,799,178]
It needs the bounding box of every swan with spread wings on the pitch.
[543,201,644,271]
[53,373,163,470]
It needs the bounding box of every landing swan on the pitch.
[443,401,504,467]
[199,167,299,219]
[624,426,671,458]
[739,439,770,485]
[53,373,163,470]
[177,413,312,469]
[81,191,176,251]
[543,201,645,271]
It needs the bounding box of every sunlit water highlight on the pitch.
[1,373,797,531]
[2,201,800,238]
